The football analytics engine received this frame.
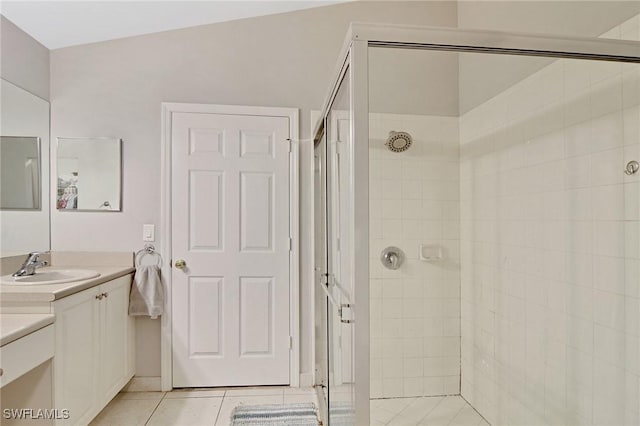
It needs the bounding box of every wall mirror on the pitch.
[0,79,50,255]
[56,137,122,211]
[1,136,41,209]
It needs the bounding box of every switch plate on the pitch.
[143,224,155,242]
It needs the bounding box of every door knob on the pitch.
[174,259,187,269]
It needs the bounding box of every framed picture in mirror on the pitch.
[56,137,122,211]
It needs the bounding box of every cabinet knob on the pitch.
[95,294,103,300]
[0,368,4,376]
[103,292,108,298]
[174,259,187,270]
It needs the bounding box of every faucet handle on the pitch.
[12,252,48,277]
[26,252,42,261]
[26,252,48,266]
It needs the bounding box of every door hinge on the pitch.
[321,274,329,287]
[289,336,293,349]
[289,237,293,251]
[286,138,292,153]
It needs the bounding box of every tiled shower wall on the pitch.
[459,15,640,426]
[369,113,460,398]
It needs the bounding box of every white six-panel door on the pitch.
[171,111,291,387]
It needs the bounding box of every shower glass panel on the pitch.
[368,47,462,404]
[315,20,639,426]
[313,65,356,426]
[368,43,640,426]
[326,68,356,425]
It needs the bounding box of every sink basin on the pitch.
[1,268,100,285]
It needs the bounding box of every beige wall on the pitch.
[458,1,640,36]
[0,15,50,100]
[49,1,458,378]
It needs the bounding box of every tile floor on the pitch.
[370,395,489,426]
[90,386,317,426]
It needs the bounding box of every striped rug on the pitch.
[230,403,319,425]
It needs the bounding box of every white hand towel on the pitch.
[129,265,164,319]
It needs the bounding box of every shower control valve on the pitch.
[381,246,404,270]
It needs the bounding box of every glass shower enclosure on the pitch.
[314,22,640,426]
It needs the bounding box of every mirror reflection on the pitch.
[0,79,50,255]
[56,137,122,211]
[0,136,41,209]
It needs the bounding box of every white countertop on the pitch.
[0,265,135,302]
[0,313,55,346]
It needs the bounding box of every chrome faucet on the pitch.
[12,252,48,277]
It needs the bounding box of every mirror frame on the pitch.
[55,137,123,212]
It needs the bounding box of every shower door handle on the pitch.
[318,277,339,306]
[318,278,355,324]
[338,303,354,324]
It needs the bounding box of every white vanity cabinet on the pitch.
[52,274,135,425]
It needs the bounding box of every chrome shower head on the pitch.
[385,131,412,153]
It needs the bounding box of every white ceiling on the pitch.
[0,1,348,50]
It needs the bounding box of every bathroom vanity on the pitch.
[0,253,135,425]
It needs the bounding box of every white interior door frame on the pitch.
[160,102,300,390]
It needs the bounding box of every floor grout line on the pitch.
[376,395,478,426]
[416,395,448,425]
[142,395,165,426]
[381,396,432,426]
[384,400,412,425]
[213,391,227,425]
[459,394,491,426]
[419,395,450,426]
[445,399,467,426]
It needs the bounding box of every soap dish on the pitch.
[419,244,442,261]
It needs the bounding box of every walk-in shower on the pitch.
[313,19,639,426]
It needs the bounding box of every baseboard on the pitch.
[123,374,311,391]
[299,373,314,388]
[122,376,162,392]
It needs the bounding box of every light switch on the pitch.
[143,224,155,242]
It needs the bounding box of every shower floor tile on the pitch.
[371,395,488,426]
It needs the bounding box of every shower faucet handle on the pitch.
[381,246,404,270]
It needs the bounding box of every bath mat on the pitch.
[230,402,319,425]
[327,401,355,426]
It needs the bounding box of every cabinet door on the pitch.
[99,275,133,402]
[53,289,100,426]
